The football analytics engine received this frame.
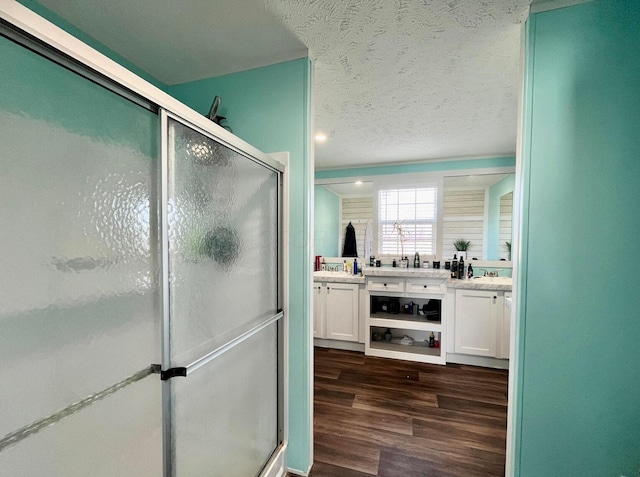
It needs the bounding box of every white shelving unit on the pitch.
[365,272,448,365]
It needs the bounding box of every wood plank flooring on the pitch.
[296,347,509,477]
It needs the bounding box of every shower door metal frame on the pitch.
[0,3,290,475]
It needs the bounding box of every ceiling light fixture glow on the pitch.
[355,181,363,185]
[315,133,327,142]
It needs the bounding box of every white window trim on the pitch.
[377,185,439,258]
[373,173,443,260]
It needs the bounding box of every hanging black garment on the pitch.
[342,222,358,257]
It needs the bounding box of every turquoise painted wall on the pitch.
[486,174,515,260]
[315,156,515,180]
[0,34,157,158]
[516,1,640,475]
[167,59,313,472]
[314,186,340,257]
[17,0,166,90]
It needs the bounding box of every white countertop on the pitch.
[446,277,512,291]
[313,271,366,284]
[313,268,512,290]
[363,267,451,279]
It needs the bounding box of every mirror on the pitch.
[314,182,374,258]
[314,173,514,261]
[443,173,515,260]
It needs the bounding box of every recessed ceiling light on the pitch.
[315,133,327,142]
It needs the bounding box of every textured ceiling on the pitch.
[270,0,531,169]
[35,0,531,170]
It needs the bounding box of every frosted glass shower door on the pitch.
[163,114,282,476]
[0,33,162,475]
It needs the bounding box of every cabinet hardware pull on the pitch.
[383,283,387,287]
[423,285,427,288]
[494,296,497,300]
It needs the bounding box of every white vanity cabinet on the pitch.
[313,281,359,342]
[365,271,449,365]
[454,289,503,357]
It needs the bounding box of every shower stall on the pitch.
[0,11,286,477]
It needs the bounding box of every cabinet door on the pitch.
[500,293,512,359]
[325,283,359,342]
[313,282,325,338]
[454,289,499,357]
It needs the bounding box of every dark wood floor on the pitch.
[299,347,509,477]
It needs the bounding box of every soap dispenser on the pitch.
[413,252,420,268]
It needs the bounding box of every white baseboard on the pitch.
[287,464,312,476]
[314,339,364,352]
[447,353,509,370]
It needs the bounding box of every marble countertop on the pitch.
[446,277,512,291]
[313,269,512,289]
[313,271,366,284]
[363,267,451,279]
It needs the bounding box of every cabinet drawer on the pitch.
[406,279,445,295]
[367,278,404,293]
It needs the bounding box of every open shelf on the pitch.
[370,340,441,356]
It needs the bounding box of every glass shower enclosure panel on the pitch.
[0,33,162,475]
[164,115,281,476]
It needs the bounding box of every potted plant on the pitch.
[506,241,511,261]
[453,239,471,260]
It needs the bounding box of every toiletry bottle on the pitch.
[321,258,326,271]
[458,256,464,280]
[428,332,435,348]
[414,252,420,268]
[343,260,347,273]
[353,258,358,275]
[392,259,397,267]
[370,255,375,267]
[451,257,458,279]
[467,263,473,279]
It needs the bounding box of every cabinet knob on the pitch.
[494,296,497,299]
[383,283,387,287]
[423,285,427,288]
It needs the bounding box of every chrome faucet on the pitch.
[477,269,503,277]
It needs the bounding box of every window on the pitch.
[378,187,437,257]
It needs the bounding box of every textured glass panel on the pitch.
[168,119,278,365]
[172,323,278,476]
[0,35,161,444]
[0,376,162,476]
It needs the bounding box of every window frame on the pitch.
[377,186,439,258]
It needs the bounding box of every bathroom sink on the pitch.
[472,276,513,285]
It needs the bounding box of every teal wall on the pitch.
[0,34,157,158]
[168,59,313,472]
[314,186,340,257]
[516,1,640,475]
[486,174,515,260]
[17,0,166,90]
[315,156,515,180]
